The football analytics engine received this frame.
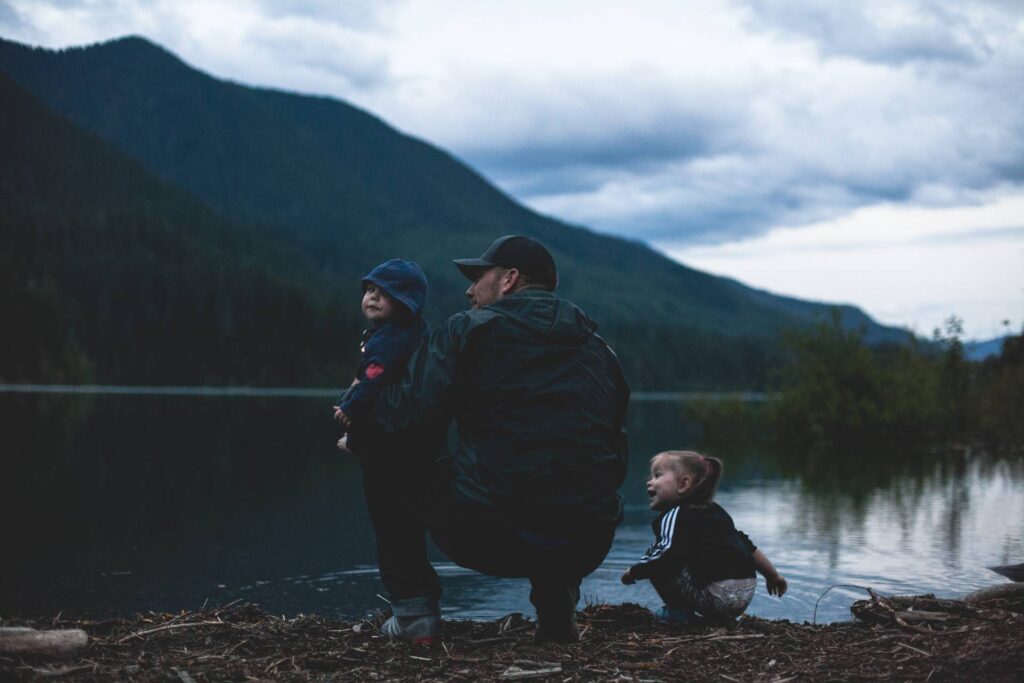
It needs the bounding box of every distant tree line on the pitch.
[690,311,1024,452]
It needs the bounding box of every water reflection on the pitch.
[1,396,1021,624]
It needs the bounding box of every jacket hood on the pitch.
[488,290,596,345]
[362,259,428,316]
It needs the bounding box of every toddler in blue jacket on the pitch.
[332,259,428,451]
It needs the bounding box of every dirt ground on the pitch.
[2,590,1022,681]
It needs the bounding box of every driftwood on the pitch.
[0,627,88,657]
[850,592,974,626]
[988,563,1024,582]
[964,582,1024,603]
[498,663,563,680]
[893,610,954,623]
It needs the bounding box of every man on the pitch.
[353,235,630,643]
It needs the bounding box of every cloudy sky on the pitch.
[3,0,1022,339]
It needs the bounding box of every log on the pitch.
[0,627,88,657]
[963,582,1024,603]
[894,610,953,623]
[499,665,562,680]
[987,563,1024,582]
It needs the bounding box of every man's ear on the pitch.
[500,267,521,294]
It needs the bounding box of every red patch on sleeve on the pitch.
[364,363,385,380]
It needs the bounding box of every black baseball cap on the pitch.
[453,235,558,291]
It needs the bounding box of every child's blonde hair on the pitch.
[653,450,723,508]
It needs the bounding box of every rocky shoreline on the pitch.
[2,589,1022,681]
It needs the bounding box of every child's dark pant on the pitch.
[359,447,613,617]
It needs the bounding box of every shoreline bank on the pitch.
[2,591,1021,681]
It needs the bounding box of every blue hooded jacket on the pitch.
[339,260,429,421]
[361,259,428,317]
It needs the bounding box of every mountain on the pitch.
[0,35,910,388]
[0,70,360,384]
[965,336,1010,362]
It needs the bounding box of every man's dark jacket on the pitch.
[372,289,630,535]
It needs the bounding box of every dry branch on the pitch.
[0,627,87,657]
[115,620,229,643]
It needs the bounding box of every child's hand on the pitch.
[332,405,352,428]
[620,569,636,585]
[766,572,788,597]
[336,435,351,453]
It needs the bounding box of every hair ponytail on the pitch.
[691,455,723,507]
[660,450,723,508]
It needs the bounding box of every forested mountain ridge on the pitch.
[0,71,359,384]
[0,35,909,388]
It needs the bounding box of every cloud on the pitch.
[347,1,1024,245]
[0,1,31,35]
[254,0,397,29]
[239,16,393,91]
[739,0,994,65]
[2,0,1023,250]
[439,69,748,201]
[2,0,397,95]
[665,191,1024,339]
[504,46,1024,243]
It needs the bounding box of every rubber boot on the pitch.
[381,596,442,644]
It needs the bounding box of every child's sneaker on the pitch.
[653,605,701,625]
[381,596,442,644]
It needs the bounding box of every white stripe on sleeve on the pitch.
[637,507,678,564]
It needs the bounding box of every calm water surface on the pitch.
[2,395,1021,624]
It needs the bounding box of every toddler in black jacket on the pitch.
[332,259,428,451]
[621,450,787,624]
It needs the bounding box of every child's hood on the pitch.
[361,259,428,316]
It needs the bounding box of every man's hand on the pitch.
[620,568,636,585]
[336,435,351,453]
[766,572,788,597]
[332,405,352,428]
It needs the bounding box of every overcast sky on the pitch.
[3,0,1022,339]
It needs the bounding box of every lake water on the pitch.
[2,394,1022,624]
